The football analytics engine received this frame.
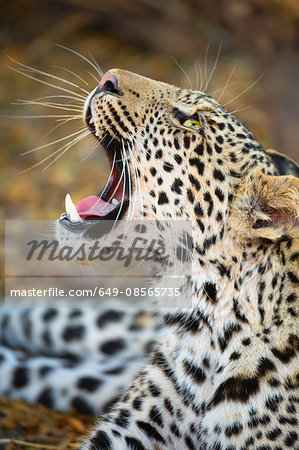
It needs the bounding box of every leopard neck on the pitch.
[162,234,298,359]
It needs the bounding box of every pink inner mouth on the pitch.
[75,158,128,219]
[76,195,119,218]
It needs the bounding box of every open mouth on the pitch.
[59,105,130,230]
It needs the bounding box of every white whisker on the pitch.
[197,63,204,91]
[32,94,85,103]
[124,140,135,222]
[80,132,107,162]
[230,104,255,115]
[98,149,117,197]
[20,131,89,173]
[121,139,133,224]
[208,82,237,96]
[14,99,82,112]
[221,73,264,108]
[203,44,210,91]
[204,41,222,92]
[110,147,126,234]
[56,115,81,121]
[42,131,90,172]
[6,114,81,119]
[88,52,104,77]
[83,133,118,210]
[172,57,193,90]
[44,117,82,138]
[53,66,89,86]
[21,128,87,155]
[56,44,103,79]
[130,145,142,221]
[8,66,86,99]
[7,56,89,95]
[216,63,237,103]
[194,63,199,92]
[106,145,127,203]
[20,99,83,109]
[128,134,145,220]
[87,71,101,84]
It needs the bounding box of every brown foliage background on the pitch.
[0,0,298,447]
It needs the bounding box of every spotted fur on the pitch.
[1,69,298,449]
[0,301,163,414]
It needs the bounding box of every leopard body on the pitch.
[1,69,298,450]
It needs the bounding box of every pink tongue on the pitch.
[76,195,117,218]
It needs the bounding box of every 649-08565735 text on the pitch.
[8,286,181,298]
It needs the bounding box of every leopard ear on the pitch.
[231,168,299,240]
[266,149,299,178]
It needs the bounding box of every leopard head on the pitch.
[56,70,298,294]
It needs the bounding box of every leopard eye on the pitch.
[175,109,201,131]
[182,119,201,131]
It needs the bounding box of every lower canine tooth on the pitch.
[89,117,94,124]
[111,198,119,205]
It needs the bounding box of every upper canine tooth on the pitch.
[65,194,83,222]
[111,198,119,205]
[95,131,99,137]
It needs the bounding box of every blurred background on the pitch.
[0,1,299,445]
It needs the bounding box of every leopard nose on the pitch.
[98,71,121,94]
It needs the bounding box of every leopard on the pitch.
[1,69,298,450]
